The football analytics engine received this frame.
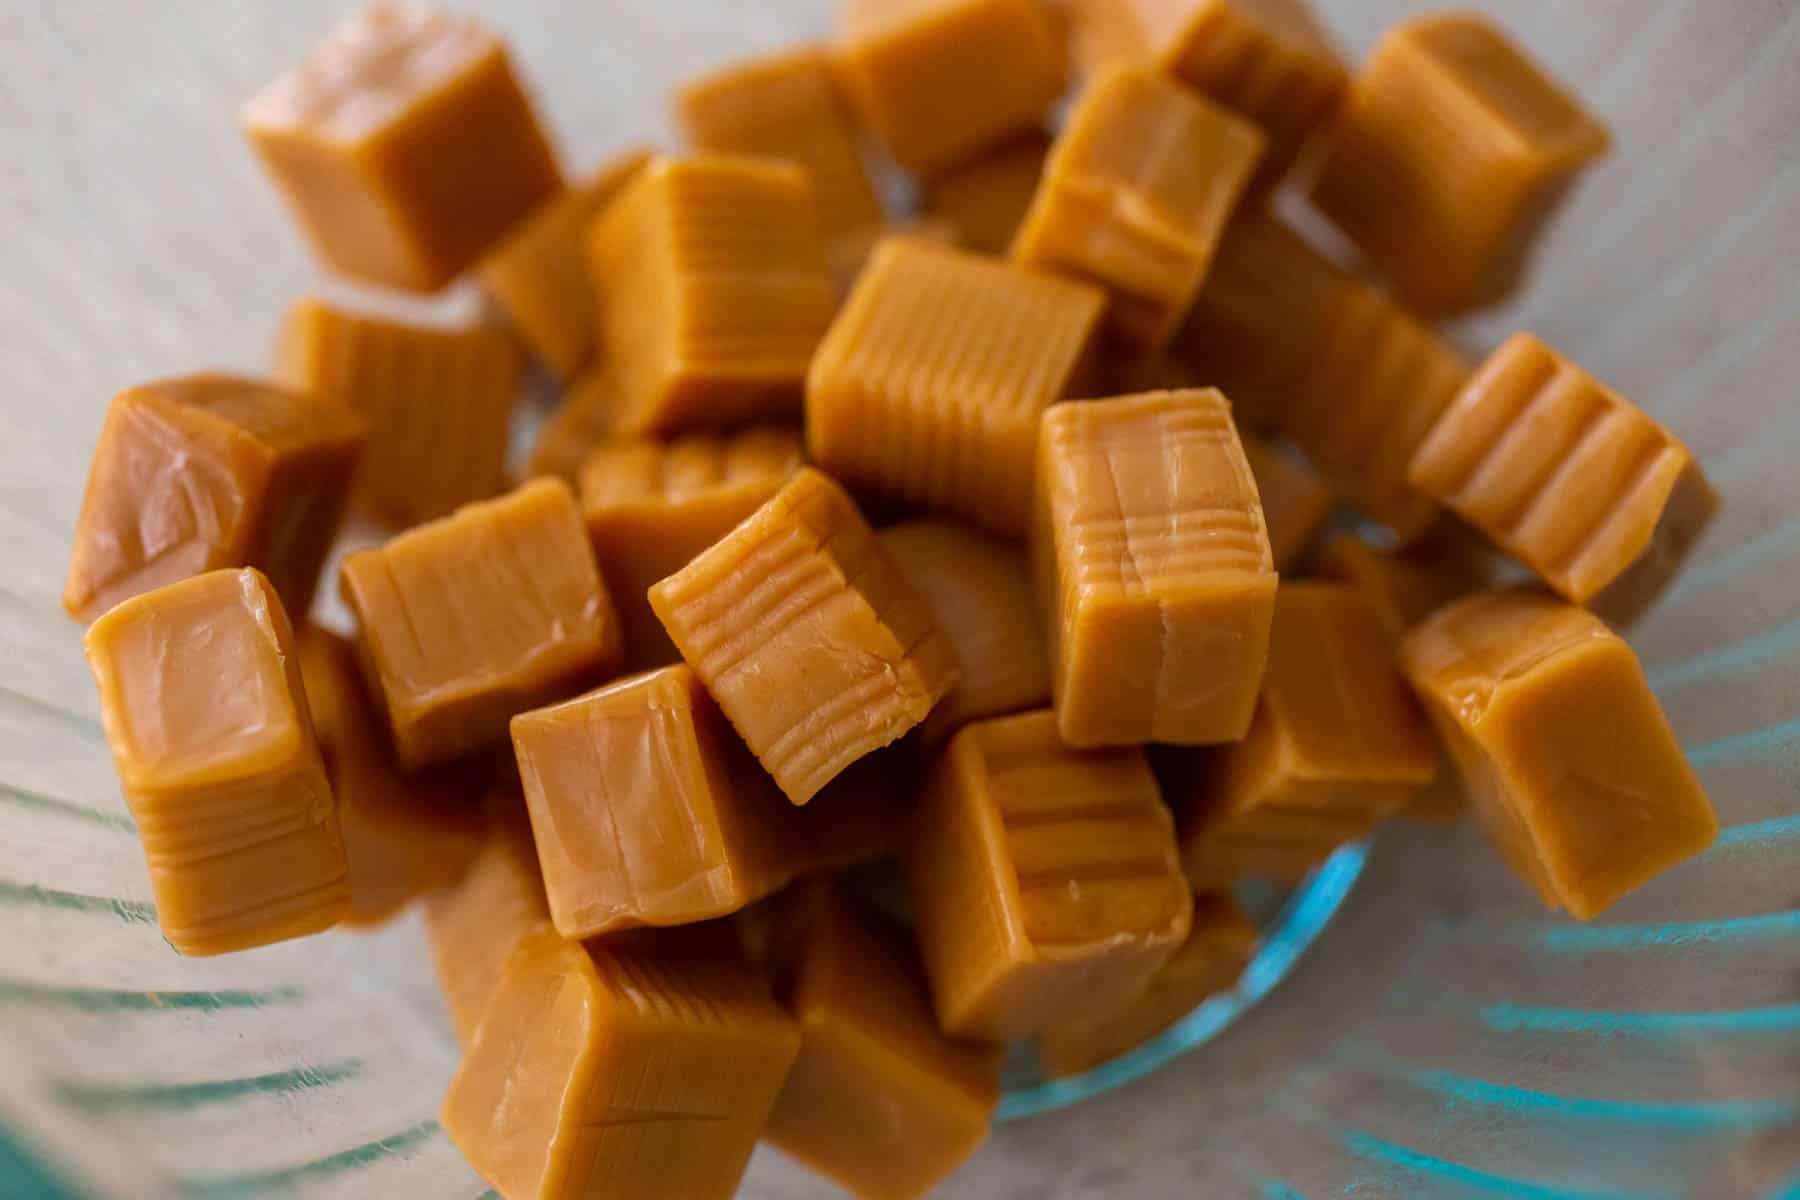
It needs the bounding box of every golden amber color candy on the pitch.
[807,238,1105,534]
[579,428,805,671]
[1012,64,1264,353]
[764,882,1001,1200]
[836,0,1066,178]
[65,374,366,626]
[1400,589,1717,920]
[826,216,962,302]
[1409,333,1717,626]
[84,569,349,956]
[585,154,837,436]
[650,469,958,806]
[442,925,800,1200]
[241,6,562,292]
[273,295,522,527]
[1315,532,1482,643]
[1038,893,1255,1076]
[1239,431,1331,571]
[523,371,617,483]
[1309,12,1610,312]
[477,148,653,379]
[923,132,1052,256]
[907,709,1192,1040]
[340,478,622,770]
[783,744,921,878]
[1032,389,1276,747]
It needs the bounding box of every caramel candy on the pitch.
[524,373,614,483]
[807,239,1105,534]
[1012,64,1264,353]
[1400,589,1717,919]
[1310,12,1609,312]
[340,479,622,769]
[675,45,883,240]
[1408,333,1717,626]
[836,0,1066,177]
[1032,389,1276,747]
[273,295,522,526]
[825,216,963,301]
[650,469,957,805]
[579,428,805,671]
[1038,894,1255,1077]
[923,132,1051,255]
[477,148,652,379]
[1315,533,1480,642]
[83,569,348,955]
[442,926,799,1200]
[877,519,1050,746]
[907,710,1192,1039]
[1240,432,1331,571]
[586,155,836,436]
[765,883,1001,1200]
[784,746,920,878]
[241,6,561,292]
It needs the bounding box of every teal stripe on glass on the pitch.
[1715,814,1800,850]
[176,1119,440,1199]
[1650,619,1800,691]
[53,1060,361,1114]
[0,980,302,1013]
[1536,910,1800,951]
[1259,1182,1309,1200]
[1342,1130,1672,1200]
[0,1120,81,1200]
[1481,1002,1800,1037]
[1411,1069,1800,1130]
[0,881,153,923]
[1676,519,1800,594]
[1687,717,1800,769]
[0,783,135,832]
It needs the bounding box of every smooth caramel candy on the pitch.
[1310,12,1609,312]
[340,479,621,769]
[241,6,561,292]
[650,469,957,805]
[1400,589,1717,919]
[765,883,1000,1200]
[586,155,836,436]
[1032,389,1276,747]
[273,295,522,526]
[808,239,1105,534]
[442,926,799,1200]
[477,148,652,379]
[1240,432,1331,571]
[1012,64,1264,353]
[923,132,1051,256]
[836,0,1066,177]
[907,710,1192,1039]
[1315,533,1480,642]
[1409,334,1717,625]
[579,428,804,671]
[1038,894,1255,1077]
[84,569,348,955]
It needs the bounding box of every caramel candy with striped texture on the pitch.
[1031,389,1276,747]
[84,569,348,955]
[1240,432,1331,571]
[923,132,1051,255]
[1400,590,1717,919]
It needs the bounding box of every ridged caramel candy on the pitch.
[808,239,1105,534]
[273,295,522,526]
[907,710,1192,1039]
[442,926,800,1200]
[84,569,348,955]
[1400,589,1717,919]
[586,155,837,436]
[765,883,1001,1200]
[650,469,957,805]
[923,132,1051,255]
[1240,432,1331,571]
[1012,64,1264,353]
[579,428,805,671]
[1315,532,1481,642]
[1409,334,1717,626]
[241,6,562,292]
[1310,12,1609,312]
[1032,389,1276,747]
[836,0,1066,177]
[340,479,622,769]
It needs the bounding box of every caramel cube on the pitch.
[1315,533,1480,642]
[241,6,562,292]
[1310,12,1610,312]
[579,428,805,671]
[1400,589,1717,919]
[65,374,365,626]
[1239,432,1331,571]
[836,0,1066,177]
[807,239,1105,534]
[442,926,800,1200]
[1408,334,1717,625]
[83,569,348,955]
[340,479,622,769]
[765,883,1001,1199]
[1012,64,1264,353]
[923,132,1051,256]
[586,155,836,436]
[1038,894,1255,1077]
[650,469,957,805]
[1032,389,1276,747]
[477,148,652,379]
[907,710,1192,1039]
[273,295,522,526]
